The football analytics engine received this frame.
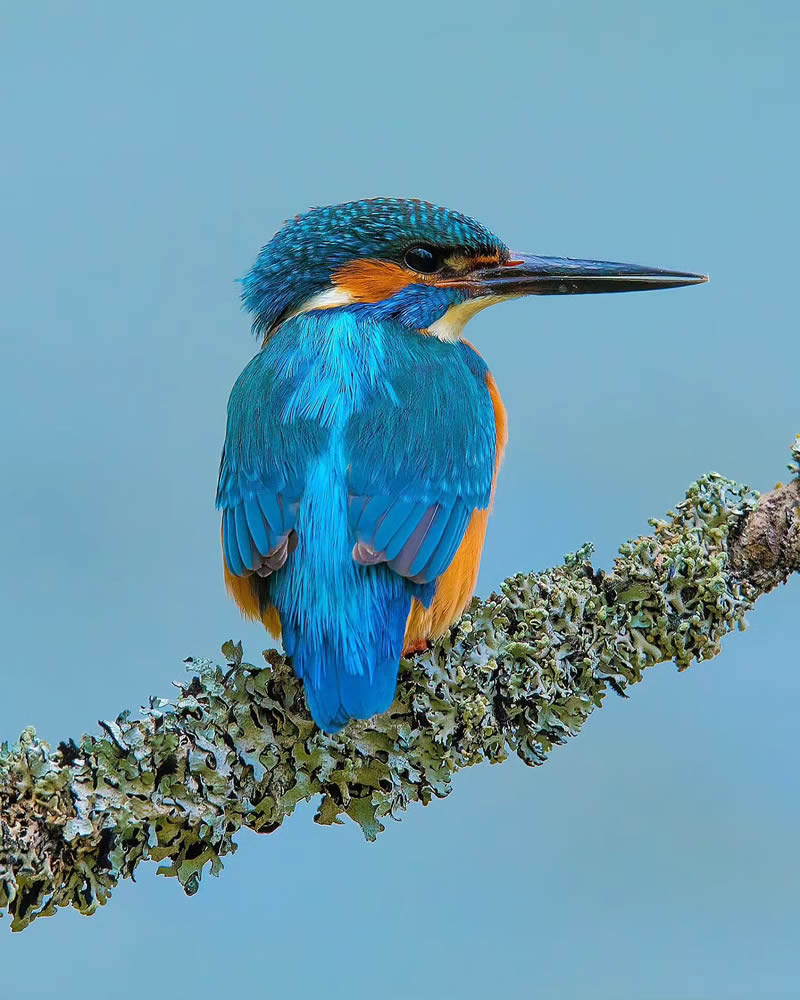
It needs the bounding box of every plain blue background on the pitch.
[1,2,798,997]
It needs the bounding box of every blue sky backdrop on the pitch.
[1,2,798,997]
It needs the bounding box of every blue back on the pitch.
[217,309,497,731]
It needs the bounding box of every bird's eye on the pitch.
[404,245,443,274]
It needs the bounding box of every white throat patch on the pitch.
[283,285,355,322]
[282,287,510,342]
[426,295,507,341]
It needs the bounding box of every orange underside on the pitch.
[402,505,491,648]
[223,360,508,651]
[222,533,282,637]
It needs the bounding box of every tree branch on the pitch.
[1,438,798,931]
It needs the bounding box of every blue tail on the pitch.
[281,578,414,732]
[266,434,434,733]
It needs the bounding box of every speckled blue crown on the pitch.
[242,198,505,335]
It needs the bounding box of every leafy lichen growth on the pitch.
[0,456,796,932]
[789,434,800,478]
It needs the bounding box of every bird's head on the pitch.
[242,198,706,340]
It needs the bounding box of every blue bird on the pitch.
[217,198,705,732]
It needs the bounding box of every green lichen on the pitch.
[0,456,795,931]
[789,434,800,477]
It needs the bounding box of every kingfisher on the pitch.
[216,198,705,732]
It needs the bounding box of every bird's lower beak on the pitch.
[441,253,708,296]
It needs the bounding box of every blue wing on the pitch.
[216,342,326,578]
[345,336,497,585]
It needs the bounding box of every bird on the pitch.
[216,198,706,733]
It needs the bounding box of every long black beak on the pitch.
[445,253,708,296]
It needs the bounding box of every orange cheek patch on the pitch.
[332,259,416,302]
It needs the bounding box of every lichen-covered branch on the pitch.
[1,439,798,932]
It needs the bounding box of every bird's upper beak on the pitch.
[440,253,708,296]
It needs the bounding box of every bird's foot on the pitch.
[402,637,431,657]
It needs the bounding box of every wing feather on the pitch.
[216,344,325,580]
[346,337,497,589]
[243,494,273,554]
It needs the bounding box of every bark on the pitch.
[1,438,798,931]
